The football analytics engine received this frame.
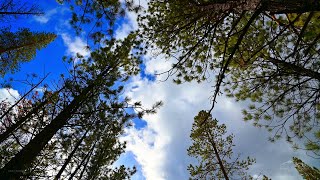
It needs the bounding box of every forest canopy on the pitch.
[0,0,319,179]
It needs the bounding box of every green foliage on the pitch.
[293,157,320,180]
[0,28,56,76]
[303,130,320,157]
[188,111,255,179]
[142,0,320,154]
[57,0,142,43]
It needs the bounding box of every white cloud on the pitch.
[60,33,90,58]
[0,88,20,103]
[122,74,213,180]
[115,0,148,40]
[34,8,58,24]
[122,70,317,180]
[115,22,135,40]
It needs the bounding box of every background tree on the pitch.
[188,111,255,179]
[0,28,56,76]
[0,0,55,77]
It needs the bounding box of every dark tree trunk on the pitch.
[268,57,320,81]
[0,41,44,54]
[54,130,88,180]
[193,0,320,14]
[68,142,96,180]
[205,129,229,180]
[0,75,47,121]
[0,99,47,143]
[264,0,320,14]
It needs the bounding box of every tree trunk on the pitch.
[193,0,320,14]
[68,142,96,180]
[0,42,39,54]
[264,0,320,14]
[54,130,88,180]
[0,99,47,143]
[0,75,47,120]
[206,128,229,180]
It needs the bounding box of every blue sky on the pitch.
[1,1,319,180]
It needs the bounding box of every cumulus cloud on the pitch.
[60,33,90,58]
[115,0,148,40]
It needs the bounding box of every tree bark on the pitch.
[205,128,229,180]
[0,75,47,120]
[0,42,40,54]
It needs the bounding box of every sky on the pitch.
[0,1,319,180]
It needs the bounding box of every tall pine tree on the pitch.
[188,111,255,179]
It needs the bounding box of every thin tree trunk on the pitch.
[68,142,96,180]
[268,57,320,81]
[0,65,114,179]
[54,130,88,180]
[205,128,229,180]
[0,74,48,120]
[77,147,94,180]
[0,42,39,54]
[0,86,64,144]
[0,12,43,15]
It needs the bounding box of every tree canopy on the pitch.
[1,0,319,179]
[140,0,320,154]
[0,28,56,76]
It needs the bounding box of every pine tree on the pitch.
[188,111,255,179]
[0,35,128,178]
[0,28,56,76]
